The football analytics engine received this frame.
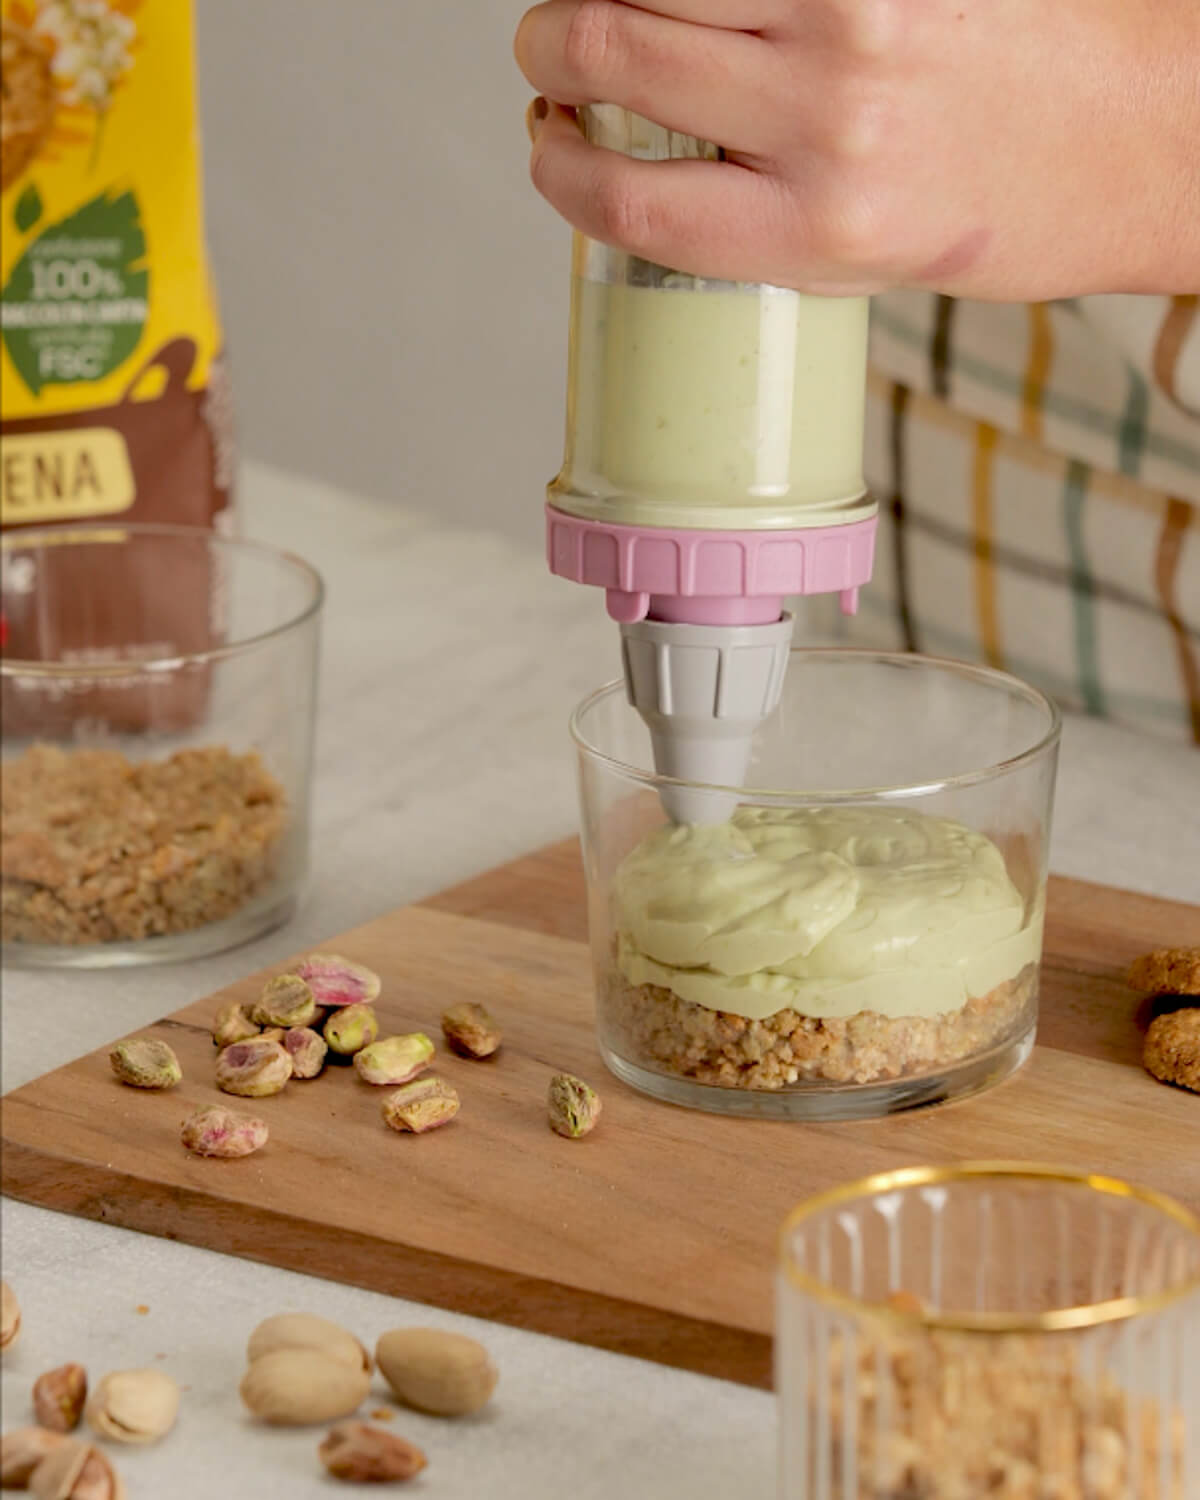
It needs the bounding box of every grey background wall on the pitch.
[195,0,567,546]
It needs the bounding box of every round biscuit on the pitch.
[1127,946,1200,997]
[1143,1008,1200,1094]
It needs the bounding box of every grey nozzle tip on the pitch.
[619,616,794,824]
[657,783,742,826]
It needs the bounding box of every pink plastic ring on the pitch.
[546,503,877,625]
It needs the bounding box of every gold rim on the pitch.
[779,1162,1200,1334]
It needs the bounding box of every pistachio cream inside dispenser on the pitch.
[546,107,878,823]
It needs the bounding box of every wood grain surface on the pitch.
[3,840,1198,1389]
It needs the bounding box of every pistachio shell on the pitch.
[239,1348,370,1426]
[375,1328,498,1417]
[84,1368,179,1445]
[1,1427,69,1488]
[1,1279,20,1351]
[246,1312,371,1374]
[29,1441,124,1500]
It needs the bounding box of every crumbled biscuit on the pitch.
[815,1320,1187,1499]
[604,960,1037,1089]
[1,744,286,946]
[1143,1008,1200,1094]
[1127,947,1200,997]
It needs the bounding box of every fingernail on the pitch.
[525,96,548,143]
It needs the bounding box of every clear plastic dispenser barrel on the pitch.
[544,106,878,823]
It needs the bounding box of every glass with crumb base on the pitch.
[572,649,1060,1120]
[1,523,322,967]
[777,1163,1200,1500]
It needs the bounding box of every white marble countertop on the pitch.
[3,462,1198,1499]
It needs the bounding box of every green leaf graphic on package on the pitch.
[14,184,43,234]
[1,190,148,396]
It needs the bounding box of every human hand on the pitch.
[514,0,1200,299]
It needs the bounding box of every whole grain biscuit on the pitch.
[1,744,287,946]
[1,20,55,191]
[1143,1008,1200,1094]
[1127,946,1200,997]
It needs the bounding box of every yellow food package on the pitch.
[1,0,231,528]
[1,0,232,726]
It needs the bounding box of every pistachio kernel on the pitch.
[294,953,381,1009]
[354,1034,434,1087]
[319,1422,427,1482]
[212,1001,260,1049]
[109,1038,182,1091]
[323,1003,379,1056]
[441,1001,502,1059]
[215,1039,292,1098]
[33,1363,88,1432]
[181,1105,269,1158]
[547,1072,601,1139]
[381,1077,460,1134]
[283,1026,328,1078]
[253,973,318,1029]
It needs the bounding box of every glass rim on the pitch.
[0,522,325,677]
[779,1162,1200,1334]
[569,647,1062,803]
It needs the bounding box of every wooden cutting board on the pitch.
[3,841,1198,1390]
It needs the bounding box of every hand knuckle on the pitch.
[563,0,622,82]
[835,0,903,59]
[812,189,885,268]
[829,86,889,160]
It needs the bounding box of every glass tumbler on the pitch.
[1,523,322,966]
[573,648,1061,1119]
[777,1163,1200,1500]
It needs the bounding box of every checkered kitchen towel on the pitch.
[801,293,1200,744]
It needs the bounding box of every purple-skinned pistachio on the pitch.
[293,953,381,1009]
[215,1039,291,1097]
[282,1026,327,1079]
[181,1105,269,1158]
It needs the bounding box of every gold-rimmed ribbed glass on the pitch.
[777,1163,1200,1499]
